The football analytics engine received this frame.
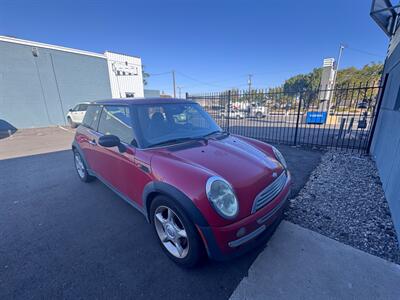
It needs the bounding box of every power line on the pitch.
[175,71,222,87]
[148,71,172,76]
[180,76,248,89]
[345,46,383,59]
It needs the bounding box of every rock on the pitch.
[285,150,400,264]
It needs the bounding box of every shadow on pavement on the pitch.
[0,146,322,299]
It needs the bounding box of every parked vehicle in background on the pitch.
[357,101,369,109]
[66,102,90,128]
[72,98,291,267]
[246,103,267,118]
[220,107,246,119]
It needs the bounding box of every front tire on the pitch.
[150,195,205,267]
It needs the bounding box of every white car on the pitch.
[220,108,246,119]
[247,103,266,118]
[66,102,89,128]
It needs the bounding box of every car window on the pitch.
[134,103,220,147]
[97,105,134,144]
[82,105,101,129]
[73,104,80,111]
[78,104,89,111]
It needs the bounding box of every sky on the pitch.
[0,0,390,95]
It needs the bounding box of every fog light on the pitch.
[236,227,246,237]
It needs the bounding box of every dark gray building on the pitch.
[0,36,143,131]
[370,1,400,240]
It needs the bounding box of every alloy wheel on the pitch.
[154,206,189,258]
[74,152,85,179]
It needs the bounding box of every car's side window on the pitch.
[78,104,89,111]
[82,105,101,129]
[97,105,134,145]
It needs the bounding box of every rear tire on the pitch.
[68,117,77,128]
[73,149,95,183]
[150,195,205,268]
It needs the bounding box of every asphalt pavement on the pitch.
[0,132,322,299]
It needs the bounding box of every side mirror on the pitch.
[98,135,121,148]
[69,108,73,112]
[98,135,127,153]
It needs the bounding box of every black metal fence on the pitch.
[187,81,385,153]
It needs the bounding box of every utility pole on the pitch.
[177,86,183,98]
[172,70,176,98]
[248,74,253,101]
[248,74,252,94]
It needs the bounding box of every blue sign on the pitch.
[306,111,327,124]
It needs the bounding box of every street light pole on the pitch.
[332,44,345,88]
[328,44,346,115]
[336,44,345,74]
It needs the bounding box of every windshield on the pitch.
[133,102,222,148]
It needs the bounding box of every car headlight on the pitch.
[272,146,287,169]
[206,176,239,219]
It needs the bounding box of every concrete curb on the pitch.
[230,221,400,300]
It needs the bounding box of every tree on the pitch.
[282,68,323,108]
[142,66,150,86]
[280,63,383,108]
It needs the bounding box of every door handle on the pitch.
[88,139,97,146]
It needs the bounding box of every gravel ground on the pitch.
[285,151,400,264]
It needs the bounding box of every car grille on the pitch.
[252,171,287,213]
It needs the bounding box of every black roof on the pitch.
[92,98,196,105]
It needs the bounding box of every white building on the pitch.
[105,51,144,98]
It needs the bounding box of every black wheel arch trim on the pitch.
[142,181,209,227]
[72,140,94,176]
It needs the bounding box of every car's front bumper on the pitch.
[198,172,291,261]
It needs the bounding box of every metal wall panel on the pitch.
[371,27,400,240]
[0,41,112,129]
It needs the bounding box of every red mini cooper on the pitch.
[72,98,291,266]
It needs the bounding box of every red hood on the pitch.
[151,135,284,216]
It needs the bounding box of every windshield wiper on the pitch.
[148,136,208,148]
[203,130,230,138]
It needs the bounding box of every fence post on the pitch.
[185,92,189,99]
[366,73,388,153]
[227,90,231,133]
[293,91,303,146]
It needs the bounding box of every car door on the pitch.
[69,104,80,123]
[75,104,88,123]
[94,105,148,205]
[78,104,102,170]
